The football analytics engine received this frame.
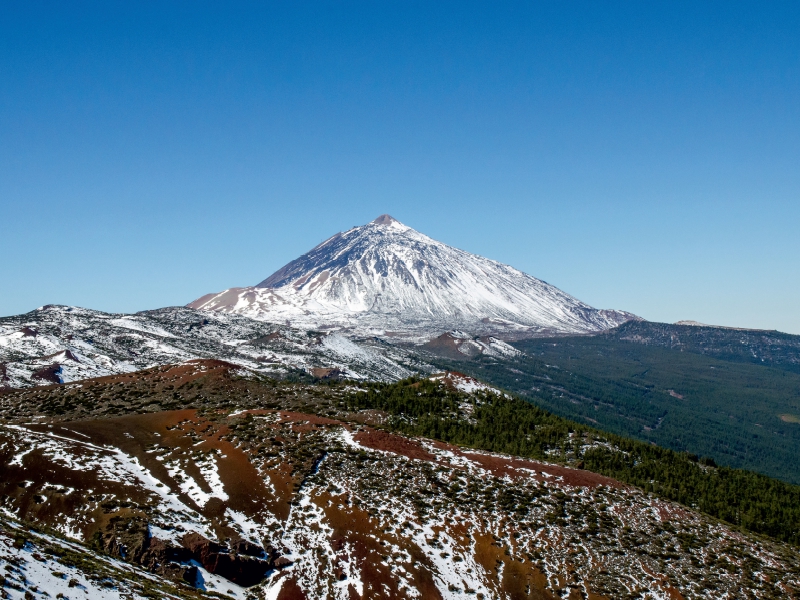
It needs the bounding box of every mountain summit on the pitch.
[370,213,401,225]
[188,215,637,339]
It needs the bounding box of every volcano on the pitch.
[188,215,637,340]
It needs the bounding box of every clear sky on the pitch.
[1,2,799,333]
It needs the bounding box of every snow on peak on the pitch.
[188,216,637,341]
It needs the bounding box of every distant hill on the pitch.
[605,320,800,373]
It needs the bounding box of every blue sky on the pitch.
[1,2,799,333]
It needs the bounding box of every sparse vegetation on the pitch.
[345,377,800,546]
[1,361,800,597]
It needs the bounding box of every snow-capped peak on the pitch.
[188,215,637,341]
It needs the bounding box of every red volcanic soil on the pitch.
[13,358,247,401]
[276,577,308,600]
[318,491,444,600]
[271,410,617,490]
[249,410,617,491]
[40,350,81,362]
[469,528,561,600]
[32,364,61,383]
[423,333,470,360]
[347,409,390,426]
[309,367,344,380]
[27,408,281,534]
[431,371,483,392]
[106,359,242,386]
[654,502,691,523]
[353,428,436,462]
[431,441,620,489]
[275,411,344,427]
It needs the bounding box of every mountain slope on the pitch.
[2,363,799,598]
[189,215,637,340]
[0,305,427,388]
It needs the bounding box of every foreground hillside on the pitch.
[1,361,799,598]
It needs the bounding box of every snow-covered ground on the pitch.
[0,304,426,388]
[0,517,184,599]
[2,423,216,543]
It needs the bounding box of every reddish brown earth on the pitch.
[353,428,436,462]
[654,502,691,523]
[274,410,346,428]
[423,333,471,360]
[9,405,279,534]
[350,425,616,488]
[276,577,308,600]
[31,363,61,383]
[309,367,344,379]
[470,529,559,600]
[432,370,484,391]
[319,492,424,599]
[347,408,390,425]
[427,440,621,488]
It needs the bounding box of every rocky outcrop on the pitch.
[31,364,61,384]
[94,516,195,584]
[94,514,198,584]
[94,514,150,563]
[94,516,295,587]
[181,532,278,587]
